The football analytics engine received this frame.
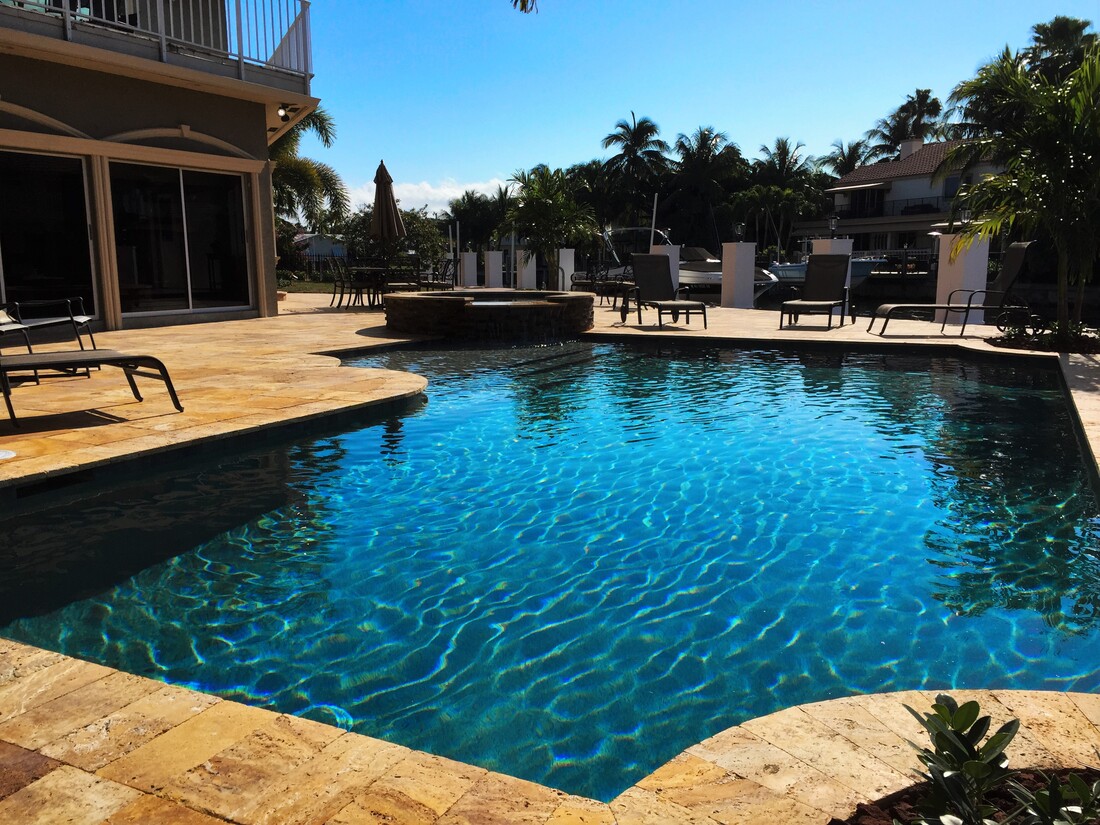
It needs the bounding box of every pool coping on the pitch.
[2,294,1099,823]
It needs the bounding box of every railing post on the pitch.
[235,0,245,79]
[301,0,312,78]
[62,3,72,41]
[155,0,167,61]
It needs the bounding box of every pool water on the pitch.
[3,342,1100,801]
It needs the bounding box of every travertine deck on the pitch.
[2,292,1098,823]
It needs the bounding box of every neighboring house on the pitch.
[0,0,316,330]
[295,232,345,259]
[797,140,1001,259]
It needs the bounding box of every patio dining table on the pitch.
[346,266,386,308]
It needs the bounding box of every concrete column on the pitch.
[517,250,537,290]
[484,250,503,288]
[720,242,756,308]
[460,252,478,287]
[812,238,854,287]
[935,234,989,324]
[651,244,680,289]
[557,248,575,292]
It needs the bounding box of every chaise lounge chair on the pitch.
[1,349,183,426]
[867,241,1033,336]
[628,254,707,328]
[779,254,853,329]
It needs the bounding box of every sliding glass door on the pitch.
[0,151,96,312]
[111,162,250,314]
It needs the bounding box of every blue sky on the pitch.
[301,1,1097,215]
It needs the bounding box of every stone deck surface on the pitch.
[1,292,1098,823]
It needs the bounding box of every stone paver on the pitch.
[2,293,1099,823]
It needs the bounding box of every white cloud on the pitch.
[347,177,511,216]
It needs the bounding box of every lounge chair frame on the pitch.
[1,298,96,350]
[779,254,853,330]
[867,241,1034,336]
[629,254,707,329]
[1,349,183,426]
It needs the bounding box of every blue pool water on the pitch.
[3,342,1100,801]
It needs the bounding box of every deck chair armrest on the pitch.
[12,297,87,322]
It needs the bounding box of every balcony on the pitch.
[834,196,950,221]
[0,0,311,95]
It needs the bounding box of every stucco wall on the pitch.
[0,53,268,159]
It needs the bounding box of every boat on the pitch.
[766,257,887,288]
[602,228,778,302]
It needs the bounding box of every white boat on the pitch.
[602,229,778,302]
[766,258,886,288]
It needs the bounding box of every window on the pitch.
[111,162,249,314]
[0,151,96,312]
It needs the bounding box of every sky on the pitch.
[300,1,1098,216]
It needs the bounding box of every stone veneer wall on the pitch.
[385,292,594,342]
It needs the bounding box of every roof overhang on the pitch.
[825,181,890,193]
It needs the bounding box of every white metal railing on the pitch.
[3,0,311,79]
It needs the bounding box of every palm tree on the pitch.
[508,165,596,290]
[1024,15,1097,81]
[665,127,745,249]
[819,139,871,178]
[601,112,670,225]
[753,137,813,188]
[446,190,496,252]
[945,44,1100,342]
[270,107,349,231]
[865,89,943,160]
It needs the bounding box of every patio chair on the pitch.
[4,298,96,349]
[628,254,707,329]
[1,349,183,426]
[328,258,349,307]
[779,254,852,329]
[867,241,1034,336]
[0,305,33,354]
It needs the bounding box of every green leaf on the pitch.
[952,701,981,732]
[980,720,1020,762]
[965,716,991,747]
[1067,773,1090,802]
[963,760,993,779]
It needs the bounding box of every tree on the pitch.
[601,112,670,225]
[512,0,537,11]
[1025,15,1098,82]
[446,190,497,252]
[664,127,746,250]
[508,165,597,290]
[270,107,349,230]
[944,43,1100,343]
[865,89,943,160]
[819,138,871,178]
[752,137,813,189]
[339,205,445,265]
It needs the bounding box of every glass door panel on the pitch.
[111,162,189,313]
[183,171,249,308]
[0,151,96,313]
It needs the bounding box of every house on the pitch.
[0,0,316,330]
[796,139,1001,264]
[295,232,345,260]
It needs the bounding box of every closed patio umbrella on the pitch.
[370,160,406,244]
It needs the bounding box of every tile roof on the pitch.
[834,141,964,186]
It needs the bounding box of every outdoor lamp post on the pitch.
[828,215,839,239]
[734,222,744,241]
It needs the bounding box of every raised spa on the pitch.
[384,289,594,341]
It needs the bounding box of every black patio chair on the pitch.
[779,254,853,329]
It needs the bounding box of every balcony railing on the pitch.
[835,196,950,221]
[2,0,311,85]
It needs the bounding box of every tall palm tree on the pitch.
[508,165,596,290]
[819,139,870,177]
[270,107,349,231]
[865,89,943,160]
[665,127,744,249]
[945,44,1100,341]
[753,137,812,188]
[601,112,670,225]
[1024,15,1097,81]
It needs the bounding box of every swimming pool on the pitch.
[2,342,1099,801]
